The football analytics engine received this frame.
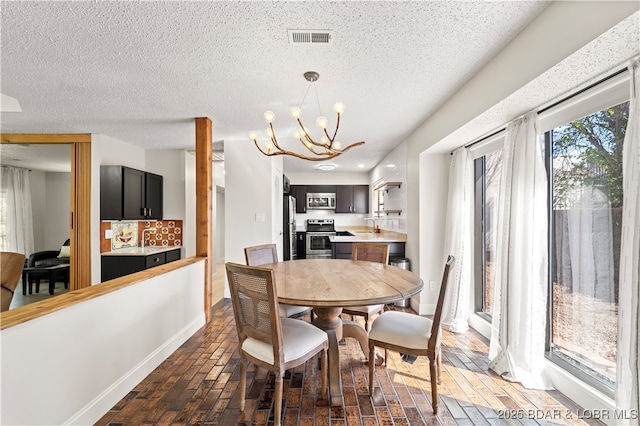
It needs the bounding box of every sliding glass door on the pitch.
[544,100,628,392]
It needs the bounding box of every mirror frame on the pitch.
[0,133,91,291]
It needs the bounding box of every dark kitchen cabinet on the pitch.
[296,232,306,259]
[307,185,336,194]
[101,248,181,282]
[335,185,369,214]
[290,185,307,214]
[101,166,163,220]
[145,172,163,219]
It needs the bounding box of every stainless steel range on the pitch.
[305,219,335,259]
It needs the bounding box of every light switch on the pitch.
[105,229,113,239]
[255,213,266,222]
[429,280,437,291]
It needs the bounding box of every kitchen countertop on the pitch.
[101,246,182,256]
[330,229,406,243]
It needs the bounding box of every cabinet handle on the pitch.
[148,208,152,216]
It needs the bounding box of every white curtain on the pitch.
[488,112,550,389]
[442,146,472,333]
[616,57,640,420]
[0,166,34,255]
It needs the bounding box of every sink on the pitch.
[335,231,355,236]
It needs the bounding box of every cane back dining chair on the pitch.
[368,255,455,414]
[342,243,389,331]
[1,251,26,312]
[244,244,312,319]
[226,262,328,426]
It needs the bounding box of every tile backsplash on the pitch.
[100,219,183,253]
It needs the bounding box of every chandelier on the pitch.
[249,71,365,161]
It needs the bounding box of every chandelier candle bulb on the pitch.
[291,107,301,118]
[263,111,275,123]
[333,102,345,113]
[316,116,328,129]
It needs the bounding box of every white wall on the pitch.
[146,150,186,222]
[415,153,450,315]
[29,170,46,252]
[225,139,283,295]
[184,152,196,258]
[369,141,407,233]
[213,161,226,264]
[0,260,206,426]
[44,171,71,249]
[28,170,71,253]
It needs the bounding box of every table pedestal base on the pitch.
[312,307,383,407]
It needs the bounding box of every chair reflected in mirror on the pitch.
[1,251,26,312]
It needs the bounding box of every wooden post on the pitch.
[195,118,213,322]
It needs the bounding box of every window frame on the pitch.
[540,71,630,397]
[471,133,505,321]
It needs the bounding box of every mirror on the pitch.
[0,143,72,308]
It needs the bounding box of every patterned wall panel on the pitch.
[100,220,183,252]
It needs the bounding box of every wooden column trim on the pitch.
[195,117,213,322]
[71,141,91,290]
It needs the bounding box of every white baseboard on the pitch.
[416,301,435,315]
[65,313,206,426]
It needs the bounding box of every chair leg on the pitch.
[369,343,375,395]
[429,357,439,414]
[239,360,247,411]
[364,314,370,332]
[320,349,328,399]
[274,375,283,426]
[437,350,442,385]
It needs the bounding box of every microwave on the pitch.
[306,193,336,210]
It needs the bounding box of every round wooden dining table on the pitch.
[260,258,423,407]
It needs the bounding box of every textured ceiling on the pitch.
[0,1,550,173]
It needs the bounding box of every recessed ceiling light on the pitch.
[386,164,396,168]
[358,164,365,168]
[316,163,337,171]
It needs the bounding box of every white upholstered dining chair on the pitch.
[368,255,455,414]
[226,262,328,426]
[244,243,312,319]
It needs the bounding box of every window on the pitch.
[473,139,503,319]
[544,99,628,392]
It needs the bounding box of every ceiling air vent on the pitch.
[288,30,333,45]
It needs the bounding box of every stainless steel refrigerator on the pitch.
[283,195,297,260]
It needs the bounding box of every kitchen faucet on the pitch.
[141,228,156,248]
[364,218,376,233]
